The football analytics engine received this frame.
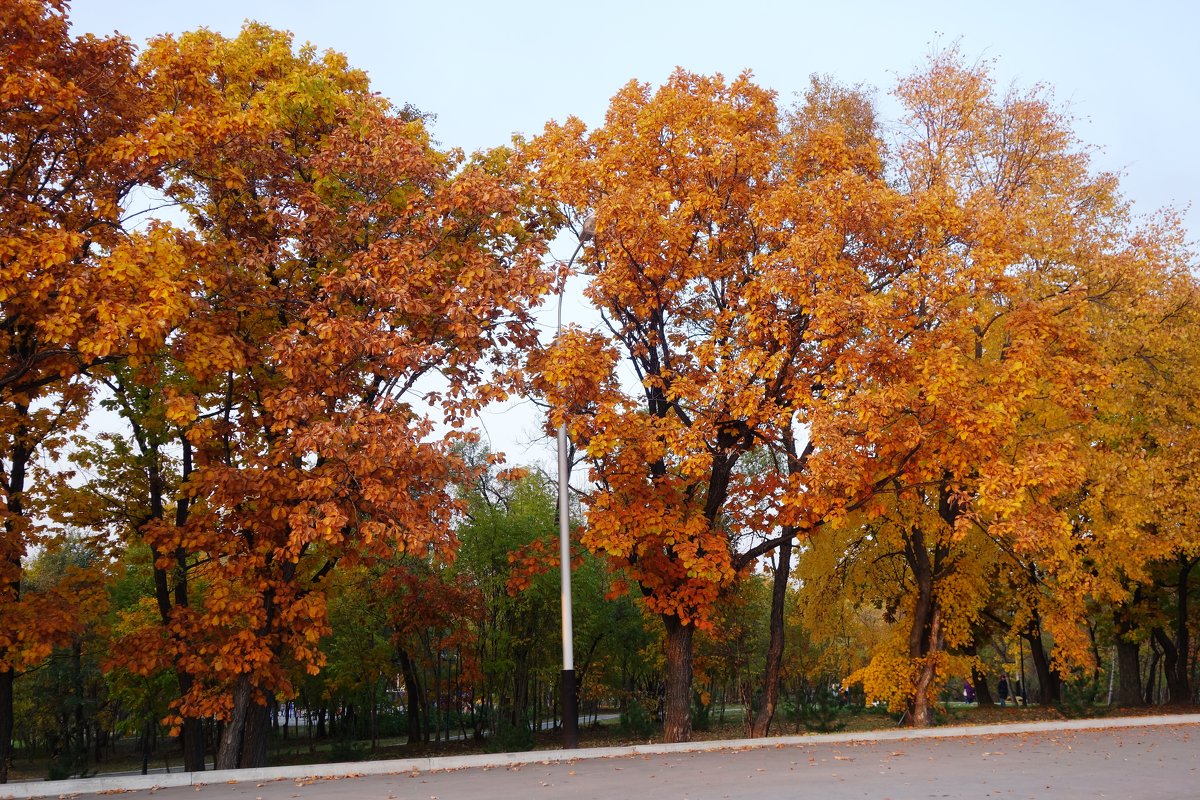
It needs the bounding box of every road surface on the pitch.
[38,721,1199,800]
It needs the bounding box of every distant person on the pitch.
[997,675,1009,707]
[963,680,976,704]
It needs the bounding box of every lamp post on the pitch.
[558,214,592,750]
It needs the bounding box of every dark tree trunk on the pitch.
[175,673,206,771]
[238,695,271,769]
[972,666,994,706]
[1151,626,1189,705]
[0,668,12,784]
[1,412,30,785]
[1144,644,1161,705]
[751,533,793,737]
[1156,556,1196,705]
[1112,597,1145,707]
[902,522,943,728]
[397,648,425,743]
[907,606,941,727]
[140,719,152,775]
[216,676,253,770]
[1025,624,1062,705]
[662,615,694,743]
[964,638,993,705]
[1115,636,1144,707]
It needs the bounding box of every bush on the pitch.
[791,687,846,733]
[618,698,658,738]
[690,690,712,731]
[486,714,533,753]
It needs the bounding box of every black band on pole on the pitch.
[562,668,578,749]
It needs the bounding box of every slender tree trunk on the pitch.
[662,615,694,743]
[1157,556,1196,705]
[396,652,424,743]
[1026,630,1061,705]
[902,524,941,728]
[1151,626,1189,705]
[1024,609,1062,705]
[177,673,206,771]
[0,667,12,784]
[964,639,993,705]
[751,533,793,737]
[1,415,30,786]
[908,608,941,727]
[1144,644,1161,706]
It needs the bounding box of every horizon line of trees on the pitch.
[3,0,1197,782]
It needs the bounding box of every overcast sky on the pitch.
[68,0,1200,463]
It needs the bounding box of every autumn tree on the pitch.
[1040,220,1199,705]
[525,69,901,741]
[812,52,1192,725]
[91,24,552,770]
[0,0,191,780]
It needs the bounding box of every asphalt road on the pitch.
[53,722,1199,800]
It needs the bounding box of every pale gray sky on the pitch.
[68,0,1200,464]
[72,0,1197,227]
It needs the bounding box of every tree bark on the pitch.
[1151,626,1189,705]
[1025,622,1062,705]
[0,410,30,785]
[750,533,793,737]
[1113,609,1142,705]
[662,615,694,743]
[216,675,254,770]
[902,522,942,728]
[1114,636,1144,706]
[397,648,425,743]
[1155,556,1196,705]
[238,694,271,769]
[0,668,12,784]
[971,665,994,706]
[907,608,941,727]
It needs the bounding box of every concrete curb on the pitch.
[5,713,1199,799]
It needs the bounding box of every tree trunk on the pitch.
[0,667,12,784]
[1113,606,1142,705]
[964,638,993,705]
[1151,626,1189,705]
[177,672,206,771]
[1025,616,1062,705]
[902,523,942,728]
[907,608,941,727]
[397,648,425,743]
[971,666,994,706]
[750,533,793,737]
[1144,644,1161,706]
[1,417,30,786]
[216,676,253,770]
[662,615,694,743]
[1159,556,1196,705]
[238,692,271,769]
